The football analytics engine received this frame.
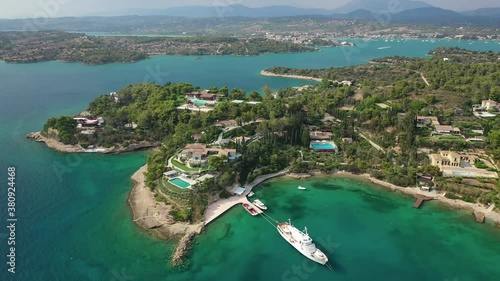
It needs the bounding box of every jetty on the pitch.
[474,211,485,223]
[204,167,290,225]
[413,195,434,209]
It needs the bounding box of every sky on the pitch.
[1,0,500,19]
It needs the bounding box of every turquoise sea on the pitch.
[1,39,500,281]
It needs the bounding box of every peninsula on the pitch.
[0,31,315,64]
[31,47,500,264]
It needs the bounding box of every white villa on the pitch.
[177,143,239,167]
[481,100,498,110]
[473,100,499,118]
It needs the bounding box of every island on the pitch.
[0,31,316,64]
[29,47,500,266]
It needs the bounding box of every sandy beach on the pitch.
[128,165,203,240]
[260,70,323,82]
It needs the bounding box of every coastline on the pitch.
[260,70,323,82]
[313,171,500,226]
[201,168,500,227]
[127,164,203,240]
[125,164,499,265]
[27,131,157,154]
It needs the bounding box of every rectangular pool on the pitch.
[169,178,192,189]
[311,143,335,151]
[452,171,472,177]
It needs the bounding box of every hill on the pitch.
[333,0,433,13]
[90,5,334,18]
[392,7,469,24]
[463,7,500,17]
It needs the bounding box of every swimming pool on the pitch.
[311,143,335,151]
[169,178,192,189]
[452,171,472,177]
[189,98,209,106]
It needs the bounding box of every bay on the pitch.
[1,39,500,281]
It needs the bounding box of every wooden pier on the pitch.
[413,195,434,209]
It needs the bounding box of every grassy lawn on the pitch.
[435,135,464,140]
[172,159,200,172]
[158,178,191,205]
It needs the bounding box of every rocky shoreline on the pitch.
[128,165,203,239]
[27,131,157,154]
[128,165,203,265]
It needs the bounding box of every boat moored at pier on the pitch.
[252,199,268,210]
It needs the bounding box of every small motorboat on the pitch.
[242,203,258,216]
[247,191,255,197]
[253,199,268,210]
[298,186,307,190]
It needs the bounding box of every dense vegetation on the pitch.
[43,116,78,145]
[266,47,500,206]
[218,38,313,55]
[0,31,315,64]
[42,48,500,219]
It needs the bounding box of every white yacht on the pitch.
[277,219,329,265]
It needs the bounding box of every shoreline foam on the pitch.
[260,70,323,82]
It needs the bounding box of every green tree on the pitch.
[301,127,310,147]
[263,85,273,101]
[248,91,263,101]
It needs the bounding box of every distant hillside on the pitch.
[342,9,373,19]
[326,7,500,27]
[392,7,468,24]
[462,7,500,17]
[391,7,500,26]
[90,5,334,18]
[333,0,433,13]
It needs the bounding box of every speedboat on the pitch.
[253,199,267,210]
[247,191,255,197]
[242,203,258,216]
[298,186,307,190]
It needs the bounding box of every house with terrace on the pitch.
[185,90,223,101]
[473,100,499,118]
[430,151,473,168]
[429,151,498,178]
[480,100,498,111]
[416,116,440,128]
[177,143,239,168]
[309,130,333,141]
[433,125,461,135]
[215,119,238,128]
